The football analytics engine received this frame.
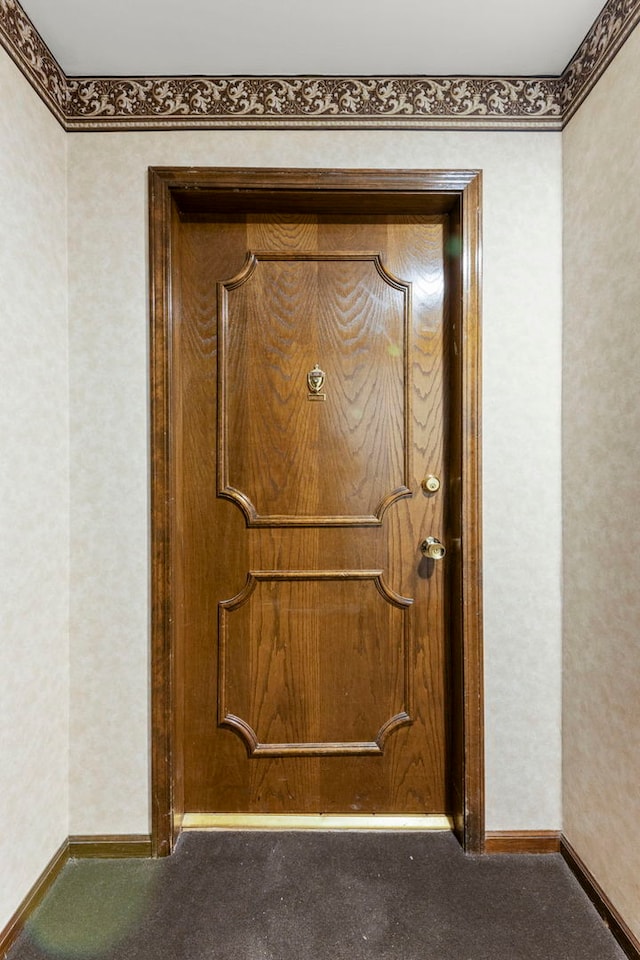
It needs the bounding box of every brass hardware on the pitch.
[182,813,453,831]
[420,537,446,560]
[422,475,441,494]
[307,364,326,400]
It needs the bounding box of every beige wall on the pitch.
[0,27,568,930]
[67,129,563,835]
[6,8,640,939]
[562,24,640,942]
[0,55,69,927]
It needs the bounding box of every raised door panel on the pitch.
[219,571,412,755]
[175,212,448,815]
[218,252,410,524]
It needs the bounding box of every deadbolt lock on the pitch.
[420,537,446,561]
[422,475,441,494]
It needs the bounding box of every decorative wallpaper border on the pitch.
[0,0,66,124]
[561,0,640,122]
[1,0,639,131]
[64,75,563,130]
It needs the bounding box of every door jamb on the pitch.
[148,166,484,856]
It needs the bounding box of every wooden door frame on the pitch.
[148,166,483,856]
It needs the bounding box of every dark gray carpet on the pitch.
[9,831,626,960]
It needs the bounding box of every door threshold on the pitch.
[181,813,453,831]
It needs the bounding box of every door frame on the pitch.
[148,166,484,856]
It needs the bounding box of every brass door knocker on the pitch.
[307,364,326,401]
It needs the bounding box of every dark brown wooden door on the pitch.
[173,210,449,816]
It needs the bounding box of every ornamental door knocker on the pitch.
[307,364,326,401]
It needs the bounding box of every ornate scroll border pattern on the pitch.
[62,75,563,129]
[561,0,640,123]
[0,0,67,123]
[1,0,640,130]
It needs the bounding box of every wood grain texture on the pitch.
[218,571,412,755]
[456,173,484,852]
[148,168,177,856]
[149,168,483,852]
[484,831,561,854]
[218,252,410,525]
[175,209,447,815]
[68,835,153,858]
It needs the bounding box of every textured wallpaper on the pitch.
[0,46,565,926]
[0,52,69,927]
[5,8,640,942]
[67,127,563,835]
[563,25,640,942]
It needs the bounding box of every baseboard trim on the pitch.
[68,834,153,858]
[0,838,69,958]
[561,836,640,960]
[484,830,561,854]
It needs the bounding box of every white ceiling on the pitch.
[20,0,607,78]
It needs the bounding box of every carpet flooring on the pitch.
[8,831,627,960]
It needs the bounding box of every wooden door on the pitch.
[150,168,483,851]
